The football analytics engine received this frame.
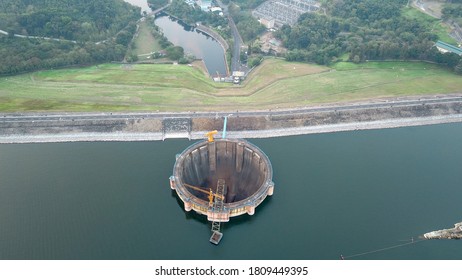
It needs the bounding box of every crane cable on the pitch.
[342,237,427,259]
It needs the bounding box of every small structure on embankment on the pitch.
[169,137,274,244]
[423,222,462,240]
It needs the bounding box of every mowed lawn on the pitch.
[246,61,462,106]
[0,59,461,112]
[0,63,229,111]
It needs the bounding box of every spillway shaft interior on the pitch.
[179,140,269,203]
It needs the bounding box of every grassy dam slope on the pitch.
[0,59,461,112]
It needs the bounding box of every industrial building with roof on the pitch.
[435,41,462,56]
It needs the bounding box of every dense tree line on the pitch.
[148,0,170,11]
[222,0,266,10]
[228,3,266,42]
[0,0,141,75]
[1,0,140,42]
[150,24,173,49]
[442,1,462,24]
[165,46,185,60]
[443,4,462,19]
[0,37,127,75]
[166,0,228,29]
[328,0,405,22]
[275,0,462,73]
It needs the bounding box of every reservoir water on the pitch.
[1,123,462,259]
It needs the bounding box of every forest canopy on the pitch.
[0,0,140,75]
[442,0,462,25]
[0,0,140,41]
[147,0,169,11]
[275,0,462,73]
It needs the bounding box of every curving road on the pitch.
[216,0,246,73]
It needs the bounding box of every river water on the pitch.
[154,15,227,76]
[0,123,461,259]
[123,0,227,76]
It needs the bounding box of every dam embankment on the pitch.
[1,96,462,143]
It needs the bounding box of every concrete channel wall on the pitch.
[196,24,229,50]
[190,100,462,132]
[195,24,230,76]
[1,98,462,143]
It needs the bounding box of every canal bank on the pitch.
[1,96,462,143]
[123,0,230,77]
[195,24,230,77]
[154,13,228,77]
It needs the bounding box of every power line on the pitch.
[342,238,426,259]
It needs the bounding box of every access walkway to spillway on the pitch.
[209,179,226,244]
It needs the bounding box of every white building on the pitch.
[210,7,223,13]
[259,18,275,29]
[198,0,212,11]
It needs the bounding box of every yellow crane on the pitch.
[184,183,224,207]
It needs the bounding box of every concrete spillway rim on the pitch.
[172,138,274,210]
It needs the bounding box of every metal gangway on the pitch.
[209,179,226,245]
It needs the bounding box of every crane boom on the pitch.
[184,183,225,206]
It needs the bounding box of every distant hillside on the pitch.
[0,0,141,75]
[0,0,140,41]
[274,0,462,73]
[442,0,462,25]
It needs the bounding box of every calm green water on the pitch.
[1,124,462,260]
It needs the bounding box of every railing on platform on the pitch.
[209,179,226,244]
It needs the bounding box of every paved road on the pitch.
[0,28,77,43]
[2,96,461,123]
[412,0,441,19]
[216,0,245,73]
[228,16,244,72]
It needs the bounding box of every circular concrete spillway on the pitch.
[170,138,274,221]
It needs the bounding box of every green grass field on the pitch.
[0,63,230,111]
[252,61,462,106]
[0,59,461,112]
